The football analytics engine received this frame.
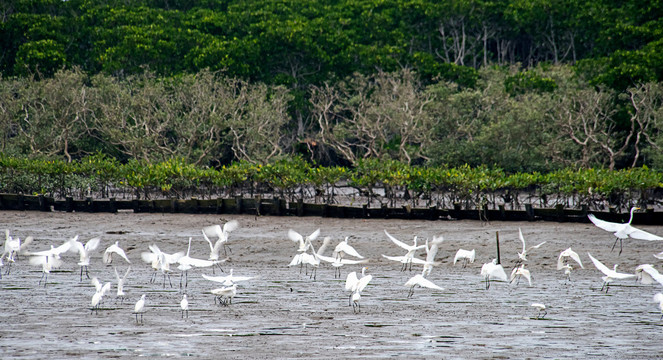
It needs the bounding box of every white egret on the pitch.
[2,230,33,272]
[69,236,101,281]
[654,293,663,320]
[134,294,146,324]
[635,264,663,286]
[114,266,131,304]
[510,264,532,286]
[531,303,547,319]
[202,220,239,258]
[333,236,364,260]
[211,284,237,306]
[178,237,227,289]
[404,270,444,298]
[557,248,583,270]
[103,241,131,264]
[181,294,189,318]
[480,259,508,290]
[141,244,183,287]
[587,252,635,292]
[287,228,321,253]
[588,206,663,255]
[316,253,368,279]
[90,277,111,314]
[383,230,426,271]
[421,236,444,276]
[28,240,71,287]
[345,267,372,310]
[453,249,476,268]
[517,228,546,263]
[202,269,254,286]
[346,268,372,313]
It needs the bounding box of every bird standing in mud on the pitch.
[345,267,372,313]
[587,253,635,292]
[134,294,146,324]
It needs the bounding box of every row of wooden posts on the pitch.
[0,193,661,225]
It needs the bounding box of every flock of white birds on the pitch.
[2,206,663,323]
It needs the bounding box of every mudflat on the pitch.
[1,210,662,359]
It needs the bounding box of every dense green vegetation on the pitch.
[1,0,662,201]
[1,155,661,211]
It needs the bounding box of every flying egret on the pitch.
[453,249,476,268]
[635,264,663,286]
[141,244,183,287]
[134,294,146,324]
[178,237,227,289]
[345,267,372,313]
[345,267,372,308]
[480,259,508,289]
[69,236,101,281]
[288,228,321,253]
[316,253,369,279]
[2,230,33,273]
[654,293,663,320]
[404,270,444,298]
[114,266,131,304]
[333,236,364,260]
[202,220,239,258]
[90,277,111,314]
[202,269,254,286]
[103,241,131,264]
[181,294,189,318]
[531,303,547,319]
[383,230,426,271]
[510,264,532,286]
[211,284,237,306]
[421,236,444,276]
[588,206,663,255]
[517,228,546,263]
[587,252,635,292]
[28,240,71,287]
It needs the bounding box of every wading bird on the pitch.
[510,264,532,286]
[404,270,444,298]
[180,294,189,318]
[202,269,254,286]
[333,236,364,260]
[178,237,227,289]
[531,303,547,319]
[588,207,663,255]
[654,293,663,320]
[134,294,146,324]
[480,259,508,290]
[90,277,111,314]
[211,284,237,306]
[287,228,321,254]
[453,249,476,268]
[345,267,372,313]
[69,236,101,281]
[587,252,635,292]
[28,240,72,287]
[635,264,663,287]
[382,230,426,271]
[516,228,546,265]
[202,220,239,258]
[114,266,131,304]
[103,241,131,264]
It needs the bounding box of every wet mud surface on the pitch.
[1,210,663,359]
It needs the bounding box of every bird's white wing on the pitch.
[588,214,623,232]
[340,258,369,265]
[489,265,508,282]
[587,252,612,276]
[85,237,101,251]
[91,277,102,291]
[308,228,321,242]
[567,249,584,268]
[356,274,372,292]
[101,282,112,296]
[384,230,410,250]
[382,254,407,262]
[288,229,303,243]
[223,220,239,234]
[336,242,364,258]
[519,228,526,252]
[315,253,336,264]
[19,236,33,254]
[202,273,229,283]
[185,257,216,268]
[527,241,547,251]
[114,267,121,282]
[230,275,254,283]
[426,244,440,264]
[625,226,663,241]
[70,238,85,255]
[116,248,131,263]
[612,271,635,280]
[288,253,303,266]
[141,251,156,264]
[53,241,72,255]
[654,293,663,303]
[201,230,215,252]
[123,267,131,280]
[345,271,358,291]
[165,251,184,264]
[406,274,443,290]
[203,225,223,239]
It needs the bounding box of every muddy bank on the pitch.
[1,210,662,359]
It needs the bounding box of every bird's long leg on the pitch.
[485,277,490,290]
[85,266,90,280]
[611,237,619,252]
[80,266,84,282]
[600,282,605,292]
[619,239,623,256]
[348,294,352,306]
[168,273,173,288]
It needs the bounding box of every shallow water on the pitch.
[1,211,662,359]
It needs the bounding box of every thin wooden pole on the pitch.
[496,231,501,265]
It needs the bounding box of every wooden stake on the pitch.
[496,231,501,265]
